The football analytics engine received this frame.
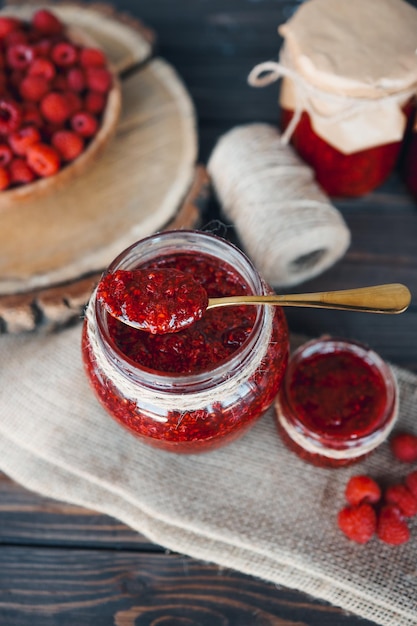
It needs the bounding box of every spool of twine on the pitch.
[207,123,351,287]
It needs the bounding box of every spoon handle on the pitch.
[207,283,411,314]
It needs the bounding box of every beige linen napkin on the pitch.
[1,324,417,626]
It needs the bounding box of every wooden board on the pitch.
[0,2,205,333]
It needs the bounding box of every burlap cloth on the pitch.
[1,325,417,626]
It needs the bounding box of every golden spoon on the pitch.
[98,271,411,336]
[207,283,411,314]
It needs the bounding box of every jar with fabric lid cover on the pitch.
[249,0,417,197]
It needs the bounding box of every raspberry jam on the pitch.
[82,231,289,453]
[275,338,398,467]
[281,108,407,198]
[97,268,208,334]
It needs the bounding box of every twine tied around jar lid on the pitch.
[248,0,417,154]
[248,49,417,151]
[207,123,351,288]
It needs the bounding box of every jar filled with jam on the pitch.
[82,230,289,453]
[275,338,398,468]
[249,0,417,197]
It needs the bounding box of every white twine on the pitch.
[275,384,399,460]
[248,46,416,145]
[85,290,274,413]
[207,123,351,288]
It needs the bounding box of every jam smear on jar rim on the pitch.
[96,268,209,335]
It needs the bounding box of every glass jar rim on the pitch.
[280,336,398,447]
[94,230,276,391]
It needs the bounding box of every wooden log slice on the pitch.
[0,3,205,333]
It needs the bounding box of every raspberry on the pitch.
[79,47,106,67]
[390,432,417,463]
[32,10,63,36]
[64,91,82,116]
[52,129,84,161]
[85,90,105,115]
[4,30,28,47]
[385,484,417,517]
[9,126,41,156]
[0,98,22,134]
[26,142,60,177]
[0,17,21,39]
[377,505,410,545]
[0,143,13,166]
[0,165,11,190]
[71,111,98,137]
[9,157,36,184]
[85,67,112,93]
[20,75,50,102]
[345,475,381,506]
[405,470,417,499]
[51,41,78,67]
[6,43,34,70]
[337,503,376,544]
[28,57,56,81]
[22,102,43,127]
[33,38,53,58]
[40,92,70,125]
[67,67,86,92]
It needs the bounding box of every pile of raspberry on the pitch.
[337,432,417,545]
[0,9,113,190]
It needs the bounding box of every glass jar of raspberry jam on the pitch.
[248,0,417,197]
[275,337,398,468]
[280,102,413,198]
[82,230,289,453]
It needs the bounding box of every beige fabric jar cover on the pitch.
[248,0,417,154]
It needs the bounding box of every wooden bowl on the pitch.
[0,26,122,212]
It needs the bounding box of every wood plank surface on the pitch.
[1,1,417,625]
[0,476,375,626]
[0,547,377,626]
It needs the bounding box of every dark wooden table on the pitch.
[1,1,417,624]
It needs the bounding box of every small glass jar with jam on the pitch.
[249,0,417,197]
[82,230,289,453]
[275,337,398,468]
